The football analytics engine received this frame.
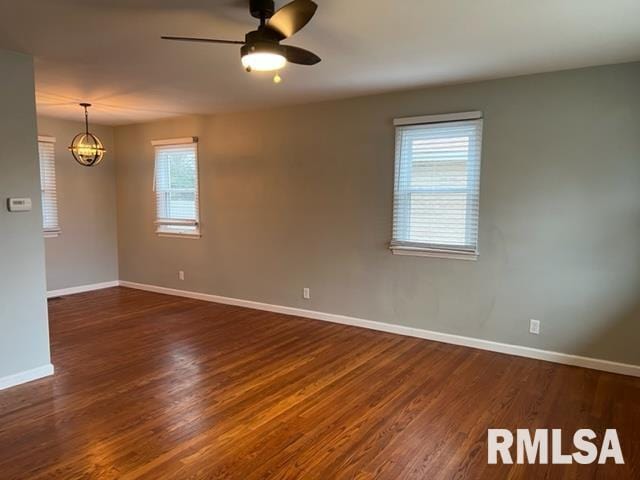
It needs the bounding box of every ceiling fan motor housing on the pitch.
[242,29,283,60]
[240,37,284,63]
[250,0,275,19]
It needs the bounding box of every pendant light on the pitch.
[68,103,106,167]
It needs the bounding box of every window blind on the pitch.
[153,139,200,236]
[391,113,483,257]
[38,137,60,235]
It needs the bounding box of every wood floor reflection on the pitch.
[0,287,638,479]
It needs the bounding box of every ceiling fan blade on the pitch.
[265,0,317,40]
[161,36,244,45]
[283,45,321,65]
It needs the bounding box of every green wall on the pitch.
[0,49,51,379]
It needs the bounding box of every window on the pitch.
[153,137,200,237]
[391,112,483,259]
[38,136,60,237]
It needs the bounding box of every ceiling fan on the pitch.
[162,0,320,80]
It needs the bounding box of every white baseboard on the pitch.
[0,364,54,391]
[119,280,640,378]
[47,280,120,299]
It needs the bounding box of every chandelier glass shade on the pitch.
[68,103,106,167]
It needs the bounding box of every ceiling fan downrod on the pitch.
[250,0,275,21]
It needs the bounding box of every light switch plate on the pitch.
[7,198,32,212]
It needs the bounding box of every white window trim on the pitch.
[38,135,61,238]
[156,226,202,238]
[151,137,198,147]
[155,219,201,238]
[390,245,478,261]
[152,137,201,239]
[390,111,483,260]
[157,232,202,239]
[393,111,482,126]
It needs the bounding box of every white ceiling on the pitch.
[0,0,639,125]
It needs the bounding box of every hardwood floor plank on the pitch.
[0,287,638,479]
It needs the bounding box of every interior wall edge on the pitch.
[46,280,120,299]
[0,363,54,391]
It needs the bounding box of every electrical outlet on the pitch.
[179,270,185,281]
[303,287,310,300]
[529,319,540,335]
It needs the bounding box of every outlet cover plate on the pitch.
[529,319,540,335]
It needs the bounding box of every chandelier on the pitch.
[68,103,106,167]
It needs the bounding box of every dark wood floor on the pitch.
[0,287,639,479]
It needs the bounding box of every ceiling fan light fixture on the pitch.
[241,52,287,72]
[162,0,320,75]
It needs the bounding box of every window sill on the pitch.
[156,231,201,239]
[390,246,477,261]
[43,231,60,238]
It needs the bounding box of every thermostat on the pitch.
[7,198,32,212]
